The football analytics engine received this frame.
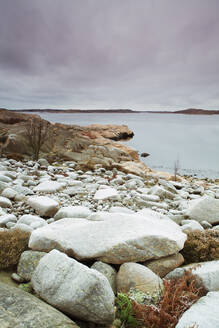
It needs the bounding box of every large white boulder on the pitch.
[29,212,187,264]
[166,260,219,292]
[54,206,91,221]
[186,196,219,224]
[176,292,219,328]
[32,250,115,324]
[27,196,59,217]
[33,181,64,193]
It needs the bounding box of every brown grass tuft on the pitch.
[0,229,30,269]
[181,229,219,264]
[132,269,206,328]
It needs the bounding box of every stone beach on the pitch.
[0,155,218,327]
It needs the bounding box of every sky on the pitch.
[0,0,219,111]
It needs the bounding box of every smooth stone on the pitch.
[17,214,47,228]
[94,187,118,200]
[27,196,59,217]
[181,220,204,233]
[186,196,219,224]
[0,196,12,208]
[0,282,78,328]
[17,250,47,281]
[143,253,184,278]
[1,188,17,199]
[149,185,175,200]
[176,292,219,328]
[29,212,186,264]
[0,214,17,227]
[201,220,212,229]
[13,185,34,195]
[117,262,163,294]
[166,260,219,292]
[12,223,34,233]
[0,174,12,183]
[11,272,25,283]
[33,181,64,193]
[32,250,115,324]
[54,206,91,220]
[91,261,117,294]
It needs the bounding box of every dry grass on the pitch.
[181,229,219,264]
[131,269,206,328]
[0,229,30,269]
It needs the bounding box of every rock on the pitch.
[11,272,25,283]
[17,250,47,281]
[181,220,204,233]
[149,185,175,200]
[27,196,59,217]
[17,214,47,229]
[0,282,78,328]
[143,253,184,278]
[29,212,186,264]
[1,187,17,199]
[140,152,150,158]
[12,223,34,233]
[91,261,117,294]
[201,220,212,229]
[0,196,12,208]
[33,181,64,193]
[38,158,49,167]
[109,206,135,214]
[32,249,115,324]
[13,185,34,195]
[176,291,219,328]
[54,206,91,220]
[94,187,118,200]
[166,260,219,292]
[186,196,219,224]
[0,214,17,227]
[0,174,12,183]
[0,181,8,193]
[117,262,163,294]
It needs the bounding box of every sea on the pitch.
[25,112,219,179]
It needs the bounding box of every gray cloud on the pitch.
[0,0,219,109]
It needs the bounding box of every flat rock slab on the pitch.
[32,250,115,324]
[176,291,219,328]
[29,212,186,264]
[0,282,78,328]
[186,196,219,224]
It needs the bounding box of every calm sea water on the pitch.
[28,112,219,178]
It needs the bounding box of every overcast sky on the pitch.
[0,0,219,110]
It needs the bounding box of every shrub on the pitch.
[115,293,138,328]
[181,229,219,264]
[132,269,206,328]
[0,229,30,269]
[25,118,51,160]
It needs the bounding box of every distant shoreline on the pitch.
[4,108,219,115]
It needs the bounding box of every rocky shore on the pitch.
[0,109,218,327]
[0,155,218,327]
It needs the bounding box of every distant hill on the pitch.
[173,108,219,115]
[6,107,219,115]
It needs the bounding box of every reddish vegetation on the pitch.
[132,269,206,328]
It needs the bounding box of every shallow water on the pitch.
[26,112,219,178]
